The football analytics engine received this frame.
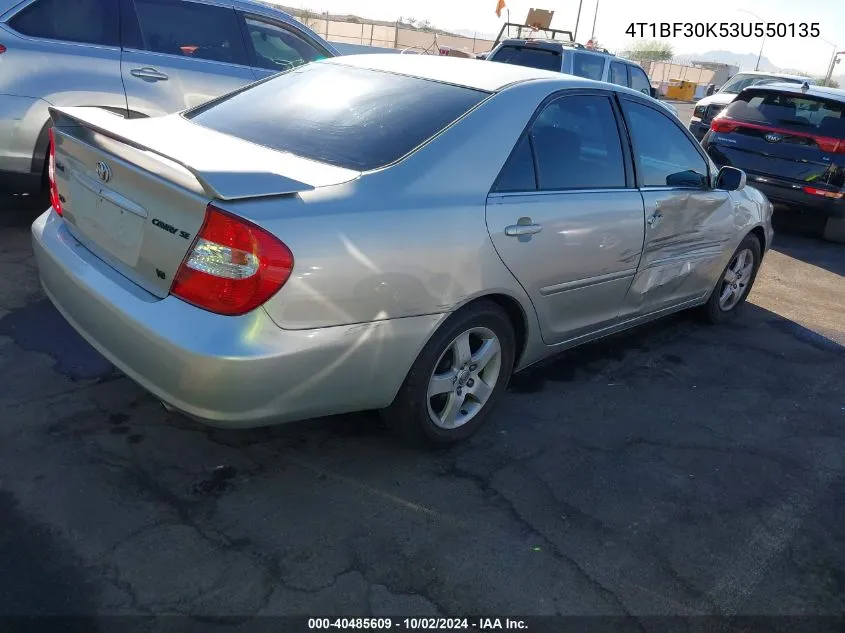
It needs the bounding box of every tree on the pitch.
[816,77,840,88]
[297,7,322,31]
[621,40,674,63]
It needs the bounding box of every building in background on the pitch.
[688,61,741,88]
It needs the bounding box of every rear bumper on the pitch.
[743,175,845,219]
[32,210,446,428]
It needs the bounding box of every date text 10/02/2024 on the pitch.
[307,618,528,630]
[626,22,820,38]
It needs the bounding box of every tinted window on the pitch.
[629,66,651,95]
[624,101,708,188]
[723,90,845,138]
[494,137,536,192]
[609,62,628,86]
[186,63,489,171]
[719,73,804,95]
[10,0,118,46]
[243,15,327,72]
[530,95,626,190]
[571,53,604,81]
[133,0,247,65]
[490,45,561,72]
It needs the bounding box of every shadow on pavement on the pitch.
[0,192,49,229]
[771,230,845,278]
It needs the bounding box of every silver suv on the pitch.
[0,0,338,193]
[486,39,678,118]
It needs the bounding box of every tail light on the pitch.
[802,186,845,199]
[813,137,845,154]
[710,117,845,153]
[48,128,63,216]
[710,118,739,133]
[0,44,7,54]
[171,204,294,316]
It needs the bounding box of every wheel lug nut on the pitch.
[470,364,477,371]
[456,388,462,396]
[467,379,474,387]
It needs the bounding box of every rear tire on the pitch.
[700,233,762,324]
[822,217,845,244]
[382,300,515,447]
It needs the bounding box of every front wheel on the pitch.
[701,233,762,323]
[383,300,515,446]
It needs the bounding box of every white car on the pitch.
[689,71,816,140]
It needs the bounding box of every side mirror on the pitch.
[666,169,707,188]
[649,86,659,99]
[715,166,746,191]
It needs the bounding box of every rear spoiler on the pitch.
[48,106,359,201]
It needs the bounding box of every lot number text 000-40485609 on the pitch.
[625,22,820,38]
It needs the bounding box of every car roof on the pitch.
[497,38,615,56]
[323,54,661,105]
[326,53,571,91]
[740,82,845,101]
[731,70,816,82]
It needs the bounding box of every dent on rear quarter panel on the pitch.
[224,82,551,332]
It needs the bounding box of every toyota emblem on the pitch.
[96,161,112,183]
[764,133,782,143]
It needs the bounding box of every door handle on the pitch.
[505,222,543,237]
[130,67,169,81]
[647,212,663,229]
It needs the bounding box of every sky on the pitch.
[292,0,845,76]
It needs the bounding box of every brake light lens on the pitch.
[710,117,845,153]
[48,128,63,216]
[171,205,294,316]
[803,186,845,199]
[0,44,6,54]
[710,118,739,133]
[814,137,845,154]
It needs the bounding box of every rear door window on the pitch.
[9,0,119,46]
[628,65,652,95]
[489,45,561,72]
[609,61,628,86]
[131,0,248,65]
[571,52,604,81]
[240,15,328,72]
[186,63,489,171]
[530,94,627,190]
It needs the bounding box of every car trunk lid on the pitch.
[707,88,845,191]
[49,106,359,298]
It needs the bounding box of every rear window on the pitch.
[723,90,845,139]
[719,74,804,95]
[185,63,489,171]
[489,45,561,72]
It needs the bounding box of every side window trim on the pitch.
[236,10,332,70]
[490,89,636,195]
[7,0,120,48]
[619,96,713,190]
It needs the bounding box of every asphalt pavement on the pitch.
[0,117,844,626]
